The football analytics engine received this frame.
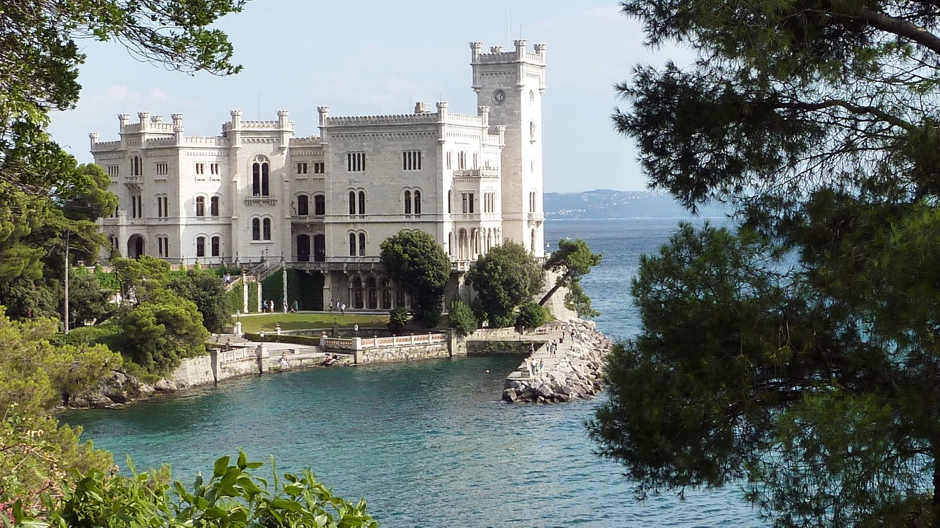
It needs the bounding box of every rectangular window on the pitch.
[314,162,325,174]
[107,165,120,178]
[210,163,219,175]
[314,195,325,216]
[195,162,205,175]
[297,162,308,175]
[462,192,475,214]
[347,152,366,172]
[446,151,452,170]
[403,150,422,171]
[484,192,496,213]
[211,236,220,257]
[155,162,168,176]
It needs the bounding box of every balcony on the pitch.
[291,214,325,223]
[245,195,277,206]
[123,175,143,184]
[527,212,545,222]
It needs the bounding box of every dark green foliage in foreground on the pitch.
[380,230,451,325]
[590,1,940,524]
[447,300,477,337]
[465,242,544,328]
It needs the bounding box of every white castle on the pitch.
[91,40,546,311]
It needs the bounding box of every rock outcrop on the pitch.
[68,368,144,408]
[502,319,611,404]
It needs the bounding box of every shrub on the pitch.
[388,308,409,334]
[448,300,477,337]
[516,301,548,330]
[14,452,377,527]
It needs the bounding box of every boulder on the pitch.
[154,379,178,393]
[502,388,518,403]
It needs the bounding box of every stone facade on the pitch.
[91,40,546,311]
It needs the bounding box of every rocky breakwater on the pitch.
[502,319,611,403]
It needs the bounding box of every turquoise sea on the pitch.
[61,218,765,527]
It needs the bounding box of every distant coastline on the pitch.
[544,189,727,220]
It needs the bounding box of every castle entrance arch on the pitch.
[128,235,145,259]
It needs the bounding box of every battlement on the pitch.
[90,140,121,152]
[470,40,546,65]
[117,112,177,135]
[323,105,486,129]
[223,110,294,132]
[223,120,293,131]
[290,136,323,146]
[324,112,440,127]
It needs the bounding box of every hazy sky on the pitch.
[48,0,688,193]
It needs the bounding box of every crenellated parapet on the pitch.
[323,112,441,127]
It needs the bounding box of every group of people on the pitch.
[528,357,544,376]
[328,299,346,314]
[261,300,300,313]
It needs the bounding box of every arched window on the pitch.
[349,191,356,215]
[314,195,325,215]
[210,196,219,217]
[458,151,466,170]
[196,236,205,257]
[252,160,270,196]
[263,218,272,240]
[297,195,309,216]
[358,191,366,215]
[358,233,366,256]
[252,218,261,241]
[195,196,205,217]
[348,233,356,256]
[414,190,421,215]
[211,236,220,257]
[404,190,412,214]
[262,163,269,196]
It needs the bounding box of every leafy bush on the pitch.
[0,406,114,518]
[419,304,441,328]
[11,451,377,527]
[448,300,477,337]
[516,301,549,329]
[388,308,409,333]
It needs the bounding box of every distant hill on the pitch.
[543,189,726,219]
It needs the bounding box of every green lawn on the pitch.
[235,312,389,333]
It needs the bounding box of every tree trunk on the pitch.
[538,281,562,306]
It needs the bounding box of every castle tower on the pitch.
[470,40,547,257]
